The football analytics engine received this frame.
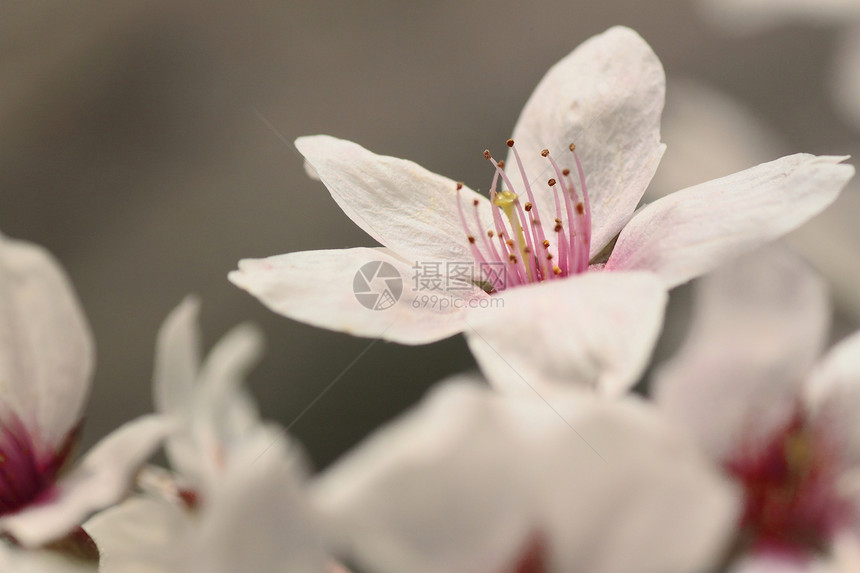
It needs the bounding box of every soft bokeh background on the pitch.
[2,0,857,468]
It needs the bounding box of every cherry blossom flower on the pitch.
[653,244,860,571]
[696,0,860,130]
[85,298,327,573]
[230,26,853,397]
[0,233,169,548]
[311,378,739,573]
[0,539,96,573]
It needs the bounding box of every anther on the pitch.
[547,253,553,260]
[506,239,515,248]
[498,160,505,168]
[554,223,563,232]
[524,202,533,211]
[553,266,562,275]
[542,240,550,248]
[487,230,495,238]
[509,254,518,263]
[456,182,464,190]
[562,168,570,176]
[473,199,479,207]
[483,150,492,160]
[468,236,476,244]
[523,247,531,254]
[576,203,584,215]
[506,139,515,147]
[540,149,549,157]
[548,178,556,187]
[569,143,576,152]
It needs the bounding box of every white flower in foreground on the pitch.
[0,233,168,548]
[696,0,860,130]
[0,539,96,572]
[312,379,739,573]
[230,26,853,397]
[654,244,860,571]
[85,298,327,573]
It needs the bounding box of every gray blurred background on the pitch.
[2,0,857,469]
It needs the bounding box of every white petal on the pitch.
[806,330,860,463]
[184,427,325,573]
[84,495,191,573]
[153,297,202,480]
[832,26,860,131]
[697,0,860,33]
[463,272,667,398]
[295,134,493,264]
[0,234,94,453]
[230,247,488,344]
[2,415,170,547]
[0,540,96,573]
[606,154,855,288]
[312,380,738,573]
[654,245,830,461]
[505,26,666,256]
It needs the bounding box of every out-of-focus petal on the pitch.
[184,427,325,573]
[153,297,202,482]
[649,78,787,200]
[0,540,96,572]
[295,135,493,264]
[655,245,830,461]
[84,495,191,573]
[505,26,666,256]
[697,0,860,34]
[606,154,854,288]
[806,330,860,464]
[312,379,738,573]
[230,247,485,344]
[463,272,667,398]
[0,234,94,453]
[832,25,860,131]
[2,415,170,547]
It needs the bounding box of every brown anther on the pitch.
[498,160,505,168]
[524,202,533,211]
[546,253,553,260]
[562,168,570,176]
[523,247,531,254]
[506,239,515,248]
[554,217,562,224]
[509,254,518,263]
[576,203,584,215]
[554,224,563,232]
[483,149,492,160]
[548,178,556,187]
[553,266,562,275]
[456,182,463,190]
[487,230,495,238]
[569,143,576,152]
[506,139,515,147]
[468,236,476,244]
[542,240,550,248]
[473,199,479,206]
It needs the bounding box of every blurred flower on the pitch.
[653,244,860,570]
[0,539,96,572]
[311,378,738,573]
[231,26,853,397]
[696,0,860,130]
[0,233,168,548]
[85,298,327,573]
[652,78,860,322]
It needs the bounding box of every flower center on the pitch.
[0,414,75,517]
[726,408,850,557]
[457,139,592,293]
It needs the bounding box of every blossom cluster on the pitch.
[2,21,860,573]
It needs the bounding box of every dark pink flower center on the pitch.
[726,408,850,557]
[457,139,592,293]
[0,415,76,517]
